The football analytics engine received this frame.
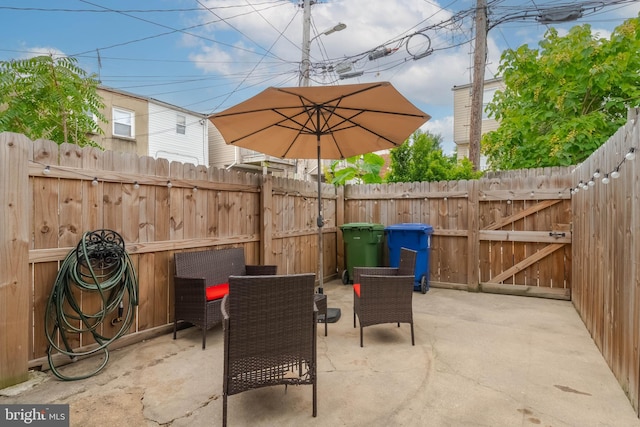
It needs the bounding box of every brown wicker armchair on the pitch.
[173,248,277,349]
[353,247,417,279]
[352,247,417,347]
[222,273,317,426]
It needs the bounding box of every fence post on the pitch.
[336,185,345,276]
[467,180,480,291]
[260,174,273,265]
[0,133,30,388]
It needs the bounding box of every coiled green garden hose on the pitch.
[45,230,138,381]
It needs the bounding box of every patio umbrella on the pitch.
[210,82,430,293]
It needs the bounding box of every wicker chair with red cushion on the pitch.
[173,247,277,349]
[352,247,417,347]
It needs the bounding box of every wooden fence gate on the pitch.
[477,176,572,299]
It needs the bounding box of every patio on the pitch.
[1,281,638,427]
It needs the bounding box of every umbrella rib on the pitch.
[221,107,315,146]
[316,105,410,150]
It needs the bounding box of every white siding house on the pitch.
[208,122,236,169]
[452,77,504,170]
[148,101,208,166]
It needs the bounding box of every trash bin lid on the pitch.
[340,222,385,230]
[384,223,434,233]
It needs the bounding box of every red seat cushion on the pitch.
[353,283,360,297]
[206,283,229,301]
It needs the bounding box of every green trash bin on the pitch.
[339,223,385,284]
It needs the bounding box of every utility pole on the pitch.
[469,0,487,171]
[298,0,312,180]
[299,0,312,87]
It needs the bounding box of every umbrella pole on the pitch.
[316,140,324,293]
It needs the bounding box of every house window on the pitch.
[85,111,99,134]
[113,107,135,138]
[176,114,186,135]
[482,87,497,120]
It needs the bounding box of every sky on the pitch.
[1,0,639,154]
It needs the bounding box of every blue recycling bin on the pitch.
[385,223,434,293]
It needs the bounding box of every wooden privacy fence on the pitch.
[1,132,575,390]
[343,170,573,298]
[571,109,640,415]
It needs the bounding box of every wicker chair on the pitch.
[173,248,277,349]
[222,273,317,426]
[353,247,418,279]
[352,247,417,347]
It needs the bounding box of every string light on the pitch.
[36,162,203,192]
[572,146,635,194]
[611,168,620,179]
[626,147,636,161]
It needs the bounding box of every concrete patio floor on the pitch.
[2,280,639,427]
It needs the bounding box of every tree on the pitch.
[327,152,385,185]
[0,55,106,147]
[483,16,640,170]
[386,130,481,182]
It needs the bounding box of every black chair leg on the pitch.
[223,395,227,427]
[410,322,415,346]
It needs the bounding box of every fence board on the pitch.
[0,133,30,388]
[138,156,156,243]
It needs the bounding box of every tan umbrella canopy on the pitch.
[210,82,430,291]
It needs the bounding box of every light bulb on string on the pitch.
[91,177,99,186]
[593,169,601,178]
[43,165,51,175]
[611,168,620,179]
[625,147,636,161]
[602,174,610,184]
[588,179,595,187]
[133,181,140,190]
[167,180,173,188]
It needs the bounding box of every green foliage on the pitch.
[386,130,482,183]
[327,152,385,185]
[483,16,640,170]
[0,55,105,147]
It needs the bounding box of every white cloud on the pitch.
[424,116,455,155]
[18,46,66,59]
